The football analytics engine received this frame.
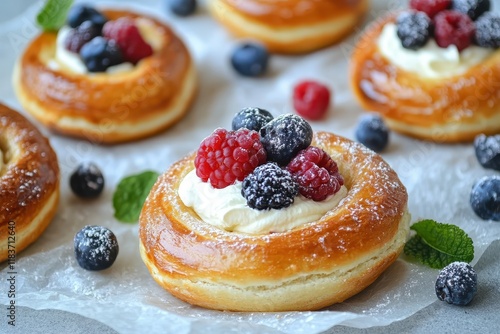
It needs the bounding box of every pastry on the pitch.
[207,0,369,54]
[0,103,60,262]
[13,5,197,144]
[350,2,500,142]
[139,113,410,311]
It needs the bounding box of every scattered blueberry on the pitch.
[242,163,298,210]
[470,176,500,221]
[231,43,269,77]
[70,163,105,198]
[80,37,123,72]
[475,13,500,48]
[232,107,274,132]
[474,134,500,171]
[451,0,490,20]
[260,114,313,166]
[435,261,477,306]
[167,0,197,17]
[355,114,390,152]
[64,21,101,53]
[396,11,432,50]
[67,5,107,30]
[74,225,119,271]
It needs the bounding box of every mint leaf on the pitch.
[36,0,73,31]
[113,171,159,223]
[404,219,474,269]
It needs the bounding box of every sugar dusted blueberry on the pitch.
[474,134,500,171]
[396,11,433,50]
[451,0,490,20]
[435,261,477,306]
[74,225,119,271]
[470,176,500,221]
[232,107,274,132]
[475,13,500,48]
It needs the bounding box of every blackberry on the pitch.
[396,11,432,50]
[70,163,105,199]
[474,134,500,171]
[242,163,299,210]
[232,107,274,132]
[64,21,101,53]
[475,13,500,48]
[435,262,477,306]
[80,37,123,72]
[67,5,107,30]
[74,225,119,271]
[231,43,269,77]
[451,0,490,20]
[470,176,500,221]
[355,114,390,152]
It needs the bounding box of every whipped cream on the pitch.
[377,23,493,79]
[178,170,348,234]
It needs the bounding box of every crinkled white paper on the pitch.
[1,0,500,333]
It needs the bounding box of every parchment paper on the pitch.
[1,0,500,333]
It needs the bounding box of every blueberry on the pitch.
[355,114,390,152]
[231,43,269,77]
[451,0,490,20]
[470,176,500,221]
[70,163,105,198]
[474,134,500,171]
[67,5,107,30]
[64,21,101,53]
[475,13,500,48]
[232,107,274,132]
[167,0,197,17]
[80,37,123,72]
[260,114,313,166]
[396,11,432,50]
[435,262,477,306]
[74,225,119,271]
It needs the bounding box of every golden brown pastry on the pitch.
[13,9,197,144]
[139,131,410,311]
[350,14,500,143]
[0,103,60,262]
[208,0,369,54]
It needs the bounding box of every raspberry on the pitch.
[409,0,452,18]
[194,128,267,189]
[287,146,344,201]
[451,0,490,20]
[242,163,299,210]
[396,11,433,50]
[434,10,476,51]
[102,18,153,64]
[64,21,101,53]
[292,81,331,121]
[475,13,500,48]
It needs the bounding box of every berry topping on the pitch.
[232,107,274,132]
[474,134,500,171]
[435,262,477,306]
[470,176,500,221]
[102,18,153,64]
[74,225,119,271]
[194,128,267,189]
[242,163,299,210]
[260,114,313,166]
[396,11,433,50]
[287,146,344,201]
[434,10,476,51]
[167,0,197,17]
[475,13,500,48]
[355,114,390,152]
[231,43,269,77]
[451,0,490,20]
[409,0,452,18]
[70,163,105,199]
[80,37,123,72]
[67,5,107,30]
[292,81,331,121]
[64,20,101,53]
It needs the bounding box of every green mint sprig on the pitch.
[113,171,160,223]
[36,0,73,31]
[404,219,474,269]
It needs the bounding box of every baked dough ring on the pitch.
[350,14,500,143]
[0,103,60,262]
[13,9,197,144]
[139,132,410,311]
[208,0,369,54]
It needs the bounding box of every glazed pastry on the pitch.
[350,3,500,142]
[208,0,369,54]
[139,113,409,311]
[13,7,197,144]
[0,103,60,262]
